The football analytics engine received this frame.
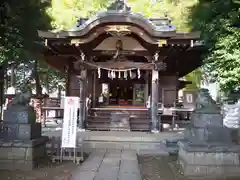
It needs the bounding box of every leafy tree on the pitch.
[0,0,51,65]
[47,0,111,30]
[189,0,240,95]
[0,0,66,94]
[48,0,198,31]
[184,69,203,90]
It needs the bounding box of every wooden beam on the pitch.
[90,50,150,56]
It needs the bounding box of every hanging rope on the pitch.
[73,55,167,73]
[81,60,153,72]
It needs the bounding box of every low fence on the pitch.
[46,136,84,164]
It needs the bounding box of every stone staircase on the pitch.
[83,137,181,155]
[45,129,183,155]
[86,109,151,131]
[80,131,183,155]
[165,138,181,155]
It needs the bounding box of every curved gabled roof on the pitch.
[38,0,187,39]
[70,12,176,33]
[71,0,176,32]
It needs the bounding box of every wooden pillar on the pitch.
[79,69,86,129]
[145,71,149,103]
[151,69,159,132]
[83,72,88,127]
[92,70,97,108]
[65,64,71,96]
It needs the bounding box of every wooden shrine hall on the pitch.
[38,0,204,132]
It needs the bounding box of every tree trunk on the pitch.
[32,60,42,123]
[34,60,42,96]
[4,68,8,93]
[10,65,15,88]
[45,74,49,94]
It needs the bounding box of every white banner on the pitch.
[223,104,240,129]
[61,96,79,148]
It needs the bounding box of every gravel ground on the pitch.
[138,155,240,180]
[138,155,177,180]
[0,153,88,180]
[0,162,77,180]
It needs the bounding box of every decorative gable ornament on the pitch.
[105,25,131,37]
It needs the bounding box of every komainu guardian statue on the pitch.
[7,80,32,107]
[195,88,219,112]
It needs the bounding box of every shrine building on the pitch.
[38,0,204,132]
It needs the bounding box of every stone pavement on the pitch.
[71,149,142,180]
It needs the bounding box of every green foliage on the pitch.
[47,0,111,30]
[0,0,67,93]
[48,0,197,32]
[184,69,203,90]
[189,0,240,94]
[0,0,51,66]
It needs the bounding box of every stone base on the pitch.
[3,105,36,124]
[0,136,49,171]
[0,123,42,140]
[178,141,240,178]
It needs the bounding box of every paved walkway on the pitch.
[71,149,142,180]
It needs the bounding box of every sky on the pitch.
[201,82,218,100]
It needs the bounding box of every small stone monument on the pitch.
[0,81,48,170]
[178,88,240,178]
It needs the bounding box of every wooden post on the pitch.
[145,71,149,103]
[66,64,71,96]
[151,69,159,132]
[79,69,86,130]
[82,72,88,128]
[92,70,96,108]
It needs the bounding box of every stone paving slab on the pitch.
[118,172,142,180]
[71,171,96,180]
[71,149,141,180]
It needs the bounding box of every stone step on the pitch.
[83,140,175,155]
[137,142,169,156]
[137,149,169,156]
[165,138,183,154]
[45,130,183,154]
[84,141,161,150]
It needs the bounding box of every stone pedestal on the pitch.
[178,89,240,178]
[0,105,48,170]
[178,141,240,177]
[0,137,48,171]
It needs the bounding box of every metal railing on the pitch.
[46,136,84,164]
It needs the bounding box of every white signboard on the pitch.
[61,96,79,148]
[186,94,193,103]
[223,103,240,129]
